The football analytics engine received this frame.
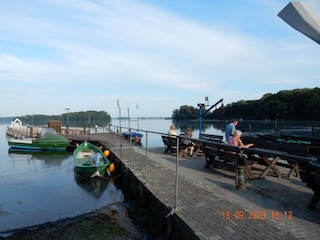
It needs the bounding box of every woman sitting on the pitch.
[228,130,254,148]
[181,127,196,156]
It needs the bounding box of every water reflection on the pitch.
[172,120,226,133]
[7,148,71,167]
[172,119,320,138]
[73,168,109,199]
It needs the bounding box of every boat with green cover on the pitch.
[73,141,111,178]
[6,127,70,151]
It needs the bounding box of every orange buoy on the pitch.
[108,163,115,173]
[103,150,110,157]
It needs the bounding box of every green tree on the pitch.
[172,105,198,119]
[172,87,320,121]
[17,111,111,127]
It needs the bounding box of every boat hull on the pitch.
[257,134,320,146]
[73,141,110,178]
[7,135,70,151]
[122,132,143,139]
[242,136,320,157]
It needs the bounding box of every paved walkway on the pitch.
[66,133,320,239]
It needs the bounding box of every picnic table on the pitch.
[200,139,320,210]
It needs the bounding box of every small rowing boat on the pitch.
[73,141,113,178]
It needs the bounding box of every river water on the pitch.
[0,118,318,234]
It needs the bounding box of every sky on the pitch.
[1,0,319,119]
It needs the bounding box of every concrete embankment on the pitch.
[65,132,320,240]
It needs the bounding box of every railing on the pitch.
[110,124,186,209]
[108,124,320,211]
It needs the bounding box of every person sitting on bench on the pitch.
[181,127,196,156]
[228,130,254,148]
[168,125,178,137]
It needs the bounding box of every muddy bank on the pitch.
[0,203,144,240]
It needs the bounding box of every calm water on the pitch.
[0,124,123,234]
[114,118,320,147]
[1,119,318,234]
[114,118,226,147]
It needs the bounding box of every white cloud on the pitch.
[0,0,319,118]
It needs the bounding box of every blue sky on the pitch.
[1,0,319,118]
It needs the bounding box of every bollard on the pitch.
[235,157,246,190]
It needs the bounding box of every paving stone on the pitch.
[67,133,320,239]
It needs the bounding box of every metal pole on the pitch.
[65,108,70,134]
[119,108,121,131]
[88,115,91,140]
[129,128,132,168]
[136,104,139,132]
[117,99,122,146]
[199,105,203,137]
[145,131,148,182]
[174,137,179,209]
[128,108,130,129]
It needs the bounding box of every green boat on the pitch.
[73,141,111,178]
[6,127,70,151]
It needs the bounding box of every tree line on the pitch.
[8,111,111,127]
[172,87,320,122]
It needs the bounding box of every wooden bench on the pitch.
[201,139,320,209]
[298,160,320,210]
[192,134,224,157]
[242,136,310,156]
[243,146,320,210]
[202,141,257,179]
[161,135,189,157]
[199,134,224,142]
[242,136,313,178]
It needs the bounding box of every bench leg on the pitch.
[164,146,170,152]
[307,184,320,210]
[205,156,219,168]
[179,147,188,157]
[244,164,255,180]
[205,156,213,168]
[288,162,300,178]
[259,156,282,178]
[164,145,176,153]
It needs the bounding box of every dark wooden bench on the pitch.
[242,136,310,156]
[192,134,224,156]
[161,135,189,157]
[242,136,314,178]
[298,160,320,210]
[202,141,257,179]
[201,139,320,210]
[243,146,320,210]
[199,134,224,142]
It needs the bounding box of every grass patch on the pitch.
[75,219,123,238]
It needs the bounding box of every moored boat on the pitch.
[122,131,143,139]
[242,135,320,157]
[122,131,143,145]
[73,141,113,178]
[256,133,320,146]
[6,118,70,151]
